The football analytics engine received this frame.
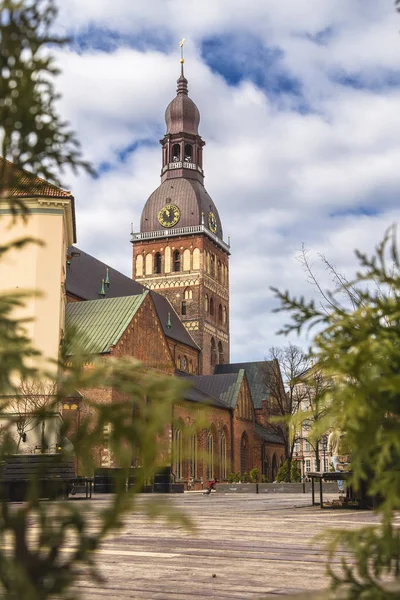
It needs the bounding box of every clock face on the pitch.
[208,211,217,233]
[158,204,180,228]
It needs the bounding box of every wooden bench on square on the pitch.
[0,454,88,502]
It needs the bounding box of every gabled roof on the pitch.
[0,157,72,199]
[66,246,199,351]
[65,294,147,355]
[254,423,284,445]
[189,370,245,409]
[214,361,275,409]
[176,372,230,409]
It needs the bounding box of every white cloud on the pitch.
[53,0,400,361]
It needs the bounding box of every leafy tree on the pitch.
[265,344,311,479]
[276,460,290,483]
[0,2,190,598]
[290,460,301,483]
[273,226,400,597]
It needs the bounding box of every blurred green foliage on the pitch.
[273,226,400,597]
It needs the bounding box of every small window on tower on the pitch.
[210,297,214,316]
[181,301,186,316]
[184,144,192,162]
[154,252,162,274]
[172,144,180,162]
[173,250,181,272]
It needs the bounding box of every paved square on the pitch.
[71,492,383,599]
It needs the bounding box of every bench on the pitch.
[0,454,92,501]
[308,471,377,509]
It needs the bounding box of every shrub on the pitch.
[276,460,290,482]
[227,473,235,483]
[241,471,249,482]
[261,475,269,483]
[290,461,301,482]
[250,468,260,483]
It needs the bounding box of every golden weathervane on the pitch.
[179,38,186,64]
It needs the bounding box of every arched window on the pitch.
[261,445,269,479]
[173,428,183,480]
[218,304,223,323]
[189,433,197,478]
[272,453,278,482]
[164,247,171,273]
[240,433,248,475]
[145,253,153,275]
[181,355,188,371]
[181,301,186,316]
[193,248,200,270]
[206,430,214,479]
[206,252,210,274]
[172,143,180,162]
[211,337,217,367]
[210,254,215,277]
[184,144,192,162]
[210,297,214,316]
[217,260,222,282]
[184,287,192,300]
[173,250,180,272]
[183,248,190,271]
[135,255,143,277]
[154,252,162,274]
[223,306,227,324]
[205,294,209,312]
[220,431,227,480]
[218,341,224,365]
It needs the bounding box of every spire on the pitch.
[177,38,188,95]
[105,267,110,287]
[100,278,105,297]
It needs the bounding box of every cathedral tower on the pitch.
[131,58,230,375]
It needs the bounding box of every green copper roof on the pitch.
[65,293,148,355]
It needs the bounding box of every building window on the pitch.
[220,431,227,480]
[223,306,227,324]
[181,355,188,371]
[181,301,186,316]
[210,254,215,277]
[217,260,222,282]
[176,354,181,369]
[305,459,311,472]
[206,430,214,479]
[218,304,223,323]
[172,143,180,162]
[305,440,310,452]
[173,250,180,272]
[154,252,162,274]
[272,453,278,481]
[210,297,214,316]
[240,433,248,475]
[173,428,183,480]
[190,433,197,478]
[294,441,300,453]
[205,294,209,312]
[218,341,224,364]
[211,337,217,367]
[184,287,192,300]
[184,143,192,162]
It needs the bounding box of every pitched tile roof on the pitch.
[188,370,245,409]
[254,423,284,445]
[65,294,147,355]
[66,246,199,351]
[0,157,72,198]
[214,361,275,409]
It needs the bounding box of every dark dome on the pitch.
[165,75,200,135]
[140,178,223,238]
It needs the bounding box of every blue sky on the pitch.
[54,0,400,361]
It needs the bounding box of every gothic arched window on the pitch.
[220,431,227,480]
[189,432,197,478]
[184,287,192,300]
[223,306,227,324]
[240,433,248,475]
[210,337,217,367]
[184,144,192,162]
[218,304,223,323]
[154,252,162,274]
[206,430,214,479]
[218,341,224,365]
[272,453,278,481]
[173,250,180,272]
[173,427,183,480]
[205,294,209,312]
[210,254,215,277]
[210,297,214,316]
[172,143,180,162]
